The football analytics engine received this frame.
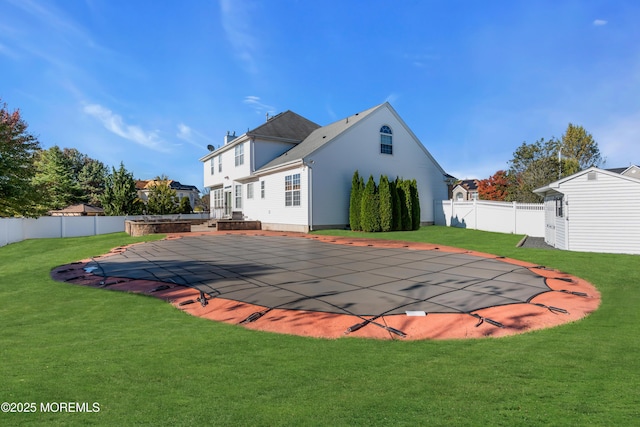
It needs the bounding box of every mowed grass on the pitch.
[1,228,639,426]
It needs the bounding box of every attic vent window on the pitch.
[380,125,393,155]
[587,171,597,181]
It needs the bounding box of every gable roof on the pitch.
[453,179,478,191]
[256,103,448,177]
[49,204,104,215]
[258,104,383,171]
[534,166,640,195]
[199,110,320,162]
[247,110,320,142]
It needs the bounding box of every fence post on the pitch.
[513,201,517,234]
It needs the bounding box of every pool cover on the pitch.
[53,232,600,339]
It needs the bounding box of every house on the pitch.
[534,165,640,255]
[136,180,200,209]
[200,102,450,232]
[49,203,104,216]
[451,179,479,201]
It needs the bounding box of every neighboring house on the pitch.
[200,102,450,232]
[49,203,104,216]
[451,179,479,201]
[534,165,640,255]
[136,180,200,209]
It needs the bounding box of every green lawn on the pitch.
[1,228,639,426]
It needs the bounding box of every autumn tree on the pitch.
[101,162,142,215]
[0,100,45,217]
[560,123,602,172]
[477,170,509,201]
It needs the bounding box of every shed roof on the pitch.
[534,166,640,195]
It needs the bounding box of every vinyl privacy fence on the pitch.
[0,214,209,247]
[434,200,544,237]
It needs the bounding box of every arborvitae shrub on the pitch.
[390,179,401,231]
[379,175,392,232]
[349,170,363,231]
[360,175,381,232]
[410,179,421,230]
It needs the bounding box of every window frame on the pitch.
[285,173,301,207]
[261,181,265,199]
[247,182,254,199]
[234,144,244,167]
[380,125,393,155]
[235,184,242,209]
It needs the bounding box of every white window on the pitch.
[261,181,265,199]
[285,173,301,207]
[380,125,393,155]
[235,184,242,209]
[210,158,215,175]
[213,189,224,209]
[247,183,254,199]
[235,144,244,166]
[217,156,222,173]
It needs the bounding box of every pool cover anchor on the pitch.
[345,315,407,338]
[558,289,588,297]
[470,313,505,328]
[531,303,569,314]
[239,308,273,324]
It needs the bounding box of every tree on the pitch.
[378,175,393,232]
[61,147,108,206]
[395,177,410,231]
[349,170,364,231]
[146,176,179,215]
[390,178,401,231]
[360,175,380,232]
[410,179,421,230]
[178,196,192,214]
[78,158,108,206]
[477,170,509,201]
[561,123,602,171]
[101,162,141,215]
[0,100,45,217]
[32,145,84,210]
[506,138,561,203]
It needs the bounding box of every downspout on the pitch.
[303,160,314,231]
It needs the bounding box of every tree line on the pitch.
[476,123,603,203]
[0,99,202,217]
[349,171,420,232]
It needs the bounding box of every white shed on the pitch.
[534,166,640,255]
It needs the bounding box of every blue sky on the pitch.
[1,0,639,191]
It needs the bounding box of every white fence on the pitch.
[0,213,209,247]
[434,200,544,237]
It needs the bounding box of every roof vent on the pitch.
[587,171,597,181]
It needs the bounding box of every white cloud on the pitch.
[177,123,192,140]
[176,123,210,150]
[593,19,608,26]
[219,0,260,73]
[83,103,169,152]
[243,96,276,116]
